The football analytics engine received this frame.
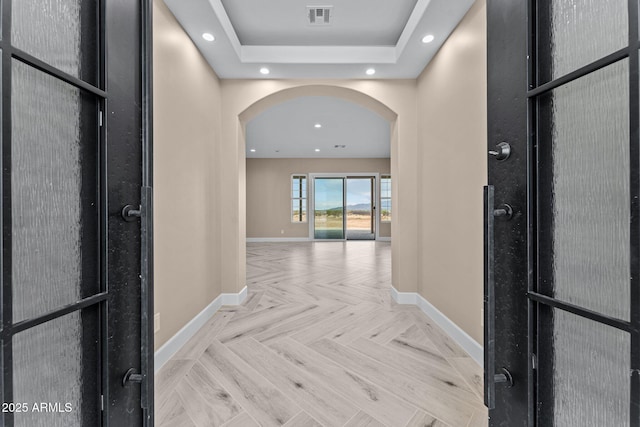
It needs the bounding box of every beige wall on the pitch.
[246,158,391,238]
[153,0,223,350]
[416,0,487,344]
[221,81,419,295]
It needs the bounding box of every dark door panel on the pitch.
[105,0,143,424]
[486,0,530,425]
[106,1,153,425]
[1,1,153,426]
[487,0,640,425]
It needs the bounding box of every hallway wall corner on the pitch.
[390,286,483,366]
[415,0,487,346]
[153,0,225,351]
[154,286,247,373]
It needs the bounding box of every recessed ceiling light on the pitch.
[202,33,215,42]
[250,149,256,152]
[422,34,435,43]
[260,67,270,75]
[366,68,376,76]
[315,148,320,152]
[314,123,322,128]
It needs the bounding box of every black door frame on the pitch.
[487,0,640,425]
[486,0,530,422]
[105,0,154,425]
[0,0,153,425]
[141,1,155,425]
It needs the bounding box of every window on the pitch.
[291,175,307,222]
[380,175,391,222]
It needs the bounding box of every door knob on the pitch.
[494,367,514,387]
[494,203,513,220]
[122,368,143,386]
[489,142,511,161]
[121,204,142,222]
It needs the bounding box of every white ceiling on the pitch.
[163,0,475,79]
[163,0,475,158]
[220,0,418,46]
[246,96,390,158]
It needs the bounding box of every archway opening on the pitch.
[239,85,398,250]
[244,94,392,242]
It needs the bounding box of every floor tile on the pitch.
[405,410,448,427]
[229,338,357,426]
[448,357,484,404]
[221,412,260,427]
[156,242,484,427]
[199,340,301,426]
[344,410,386,427]
[282,411,323,427]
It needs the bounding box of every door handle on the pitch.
[484,185,514,409]
[488,142,511,161]
[122,368,143,386]
[121,204,142,222]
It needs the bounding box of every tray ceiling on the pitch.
[163,0,475,79]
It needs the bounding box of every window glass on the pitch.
[381,176,391,222]
[291,175,307,222]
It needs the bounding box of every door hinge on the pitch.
[99,110,103,127]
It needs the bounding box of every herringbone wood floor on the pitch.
[156,242,487,427]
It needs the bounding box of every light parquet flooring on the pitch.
[156,242,487,427]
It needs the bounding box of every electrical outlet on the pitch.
[281,229,284,234]
[154,313,160,333]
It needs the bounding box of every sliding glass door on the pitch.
[346,178,375,240]
[314,178,345,239]
[311,174,380,241]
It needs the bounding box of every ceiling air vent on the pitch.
[307,6,332,25]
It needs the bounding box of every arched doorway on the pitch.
[219,81,419,301]
[239,85,398,274]
[244,94,391,241]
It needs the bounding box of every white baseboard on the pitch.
[222,285,247,305]
[247,237,390,243]
[390,286,417,304]
[390,286,483,366]
[154,286,247,373]
[246,237,311,243]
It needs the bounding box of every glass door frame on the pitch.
[0,1,154,425]
[486,0,640,425]
[526,0,640,424]
[0,2,109,425]
[309,173,381,241]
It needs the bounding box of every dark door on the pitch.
[486,0,639,426]
[1,1,153,426]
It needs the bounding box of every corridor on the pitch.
[156,242,487,426]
